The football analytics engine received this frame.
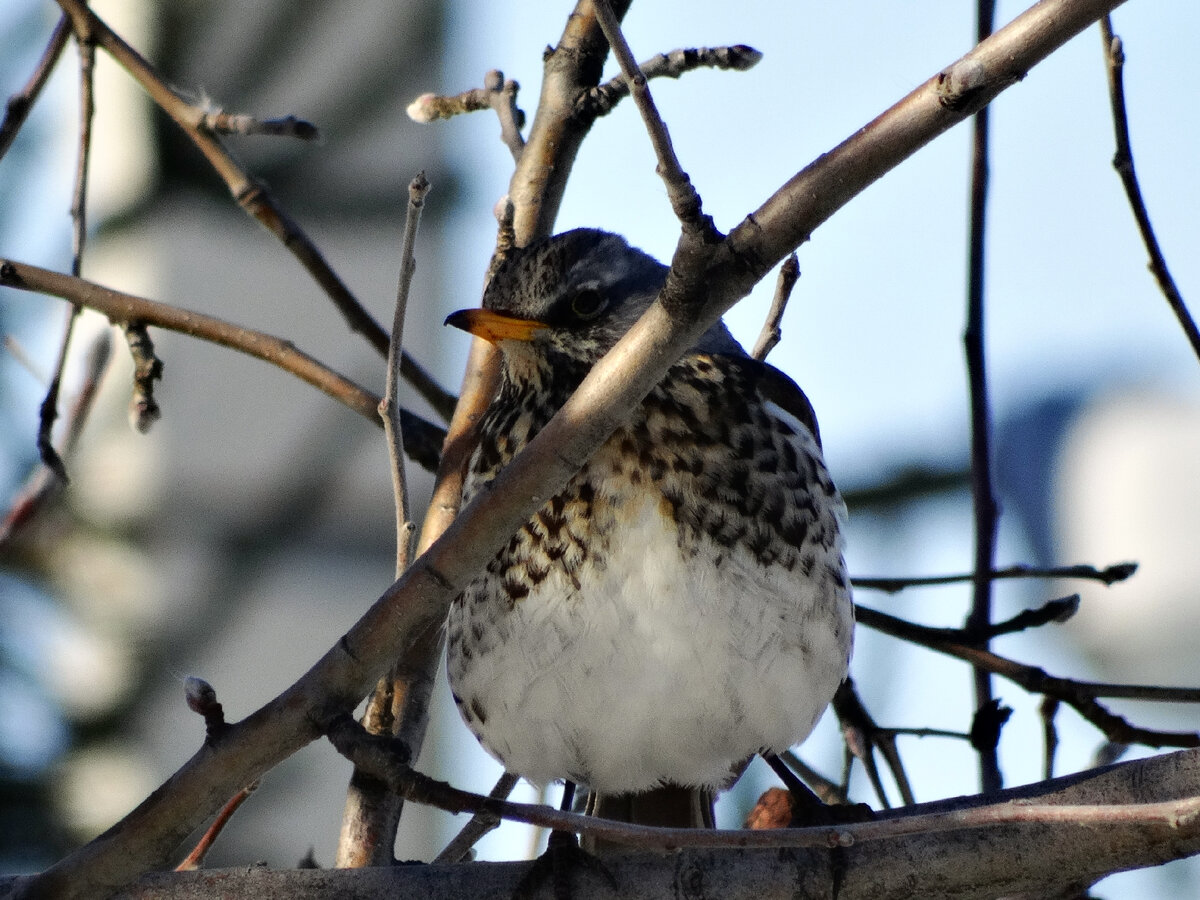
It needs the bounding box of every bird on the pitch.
[443,228,853,835]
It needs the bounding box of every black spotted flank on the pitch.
[502,577,530,604]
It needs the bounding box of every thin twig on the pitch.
[70,36,94,278]
[35,28,97,485]
[856,604,1200,748]
[0,14,71,162]
[174,784,258,871]
[853,561,1137,593]
[879,726,972,742]
[1,331,110,545]
[409,70,525,162]
[751,254,799,361]
[434,772,522,863]
[1041,697,1061,781]
[33,302,73,487]
[592,0,705,227]
[861,594,1080,644]
[383,173,429,574]
[200,111,319,140]
[778,751,848,806]
[1098,17,1200,361]
[335,174,431,868]
[833,680,916,808]
[575,44,763,121]
[963,0,1001,795]
[0,259,446,472]
[51,0,456,421]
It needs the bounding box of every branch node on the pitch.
[123,322,163,433]
[184,676,227,742]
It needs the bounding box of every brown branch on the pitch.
[434,772,522,863]
[751,253,799,361]
[17,3,1131,896]
[575,44,762,121]
[879,726,972,742]
[34,28,98,486]
[35,307,76,487]
[0,14,71,162]
[1099,18,1200,361]
[337,0,637,871]
[507,0,634,242]
[70,35,94,281]
[855,603,1200,748]
[0,259,446,473]
[20,749,1200,898]
[51,0,456,422]
[327,713,1200,856]
[173,784,257,872]
[853,560,1137,593]
[122,322,163,433]
[336,173,430,868]
[865,594,1081,644]
[0,331,111,545]
[383,173,429,574]
[200,111,319,141]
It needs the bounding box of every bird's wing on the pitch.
[709,352,823,449]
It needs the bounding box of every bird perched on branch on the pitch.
[444,228,853,834]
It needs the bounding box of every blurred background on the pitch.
[1,0,1198,895]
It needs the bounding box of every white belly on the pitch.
[447,491,852,793]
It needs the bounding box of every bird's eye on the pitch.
[570,288,607,320]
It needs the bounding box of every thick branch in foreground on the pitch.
[35,748,1200,899]
[12,2,1127,897]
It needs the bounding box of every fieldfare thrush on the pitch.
[444,228,853,830]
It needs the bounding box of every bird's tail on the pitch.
[582,785,714,854]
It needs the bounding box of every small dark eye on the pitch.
[570,288,607,320]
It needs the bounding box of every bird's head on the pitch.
[445,229,668,373]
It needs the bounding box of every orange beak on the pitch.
[444,308,547,344]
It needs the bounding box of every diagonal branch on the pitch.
[593,0,705,228]
[0,259,445,472]
[0,14,71,162]
[51,0,456,421]
[751,254,799,361]
[1098,17,1200,361]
